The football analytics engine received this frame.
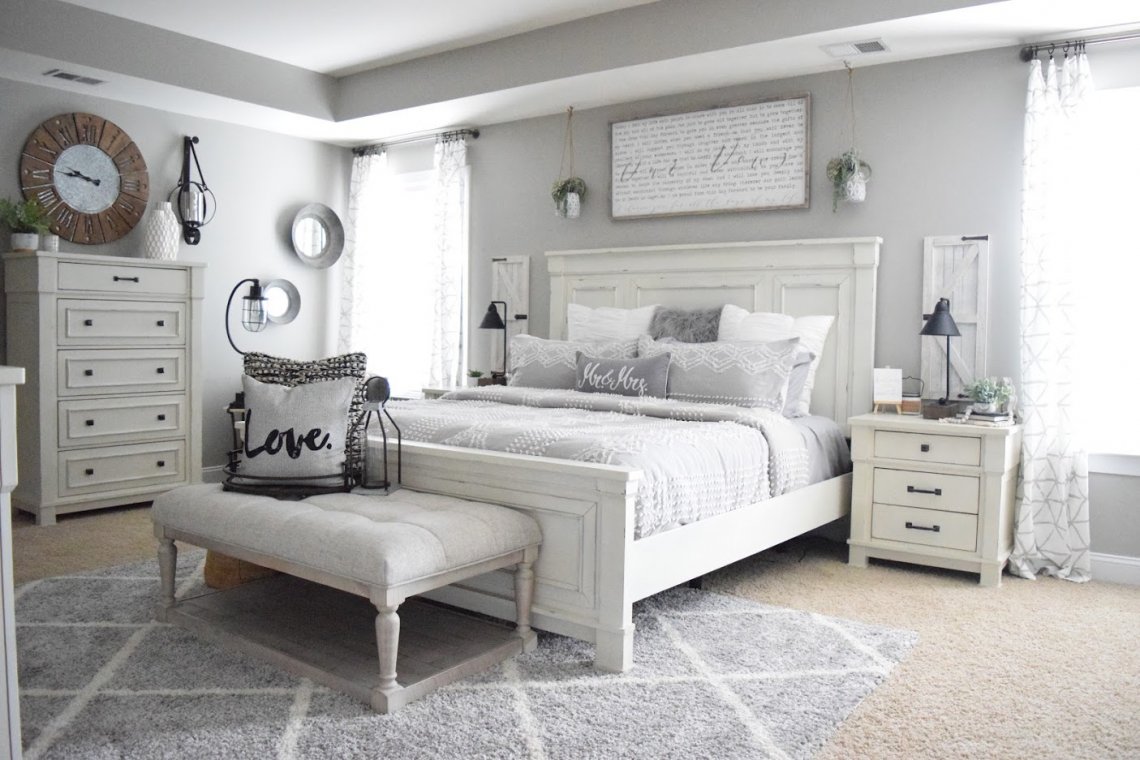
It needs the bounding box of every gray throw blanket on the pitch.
[387,387,810,539]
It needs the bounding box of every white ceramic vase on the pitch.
[564,191,581,219]
[10,232,38,252]
[843,172,867,203]
[140,201,180,260]
[40,233,60,252]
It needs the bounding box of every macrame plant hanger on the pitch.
[552,106,586,218]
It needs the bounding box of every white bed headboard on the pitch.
[546,237,881,432]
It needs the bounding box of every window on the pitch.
[1077,86,1140,457]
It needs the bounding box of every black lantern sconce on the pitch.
[351,376,402,491]
[170,136,215,245]
[225,278,267,354]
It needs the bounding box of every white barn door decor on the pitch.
[491,256,530,373]
[921,235,989,401]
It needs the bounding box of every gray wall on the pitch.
[466,44,1140,561]
[0,78,351,472]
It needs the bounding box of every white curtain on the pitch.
[1010,52,1093,582]
[337,149,389,356]
[428,137,469,388]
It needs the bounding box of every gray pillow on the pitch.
[637,334,801,410]
[237,375,358,484]
[508,335,638,389]
[574,352,670,398]
[649,307,722,343]
[782,347,817,417]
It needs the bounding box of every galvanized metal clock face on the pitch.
[18,112,149,244]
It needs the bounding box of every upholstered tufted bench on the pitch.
[152,484,541,713]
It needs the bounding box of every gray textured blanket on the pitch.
[387,387,810,539]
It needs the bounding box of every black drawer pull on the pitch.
[84,468,94,476]
[157,319,166,327]
[113,275,140,283]
[920,443,930,452]
[157,413,167,421]
[85,419,95,426]
[905,521,941,533]
[156,367,165,374]
[157,460,166,468]
[83,319,93,326]
[907,485,943,496]
[83,369,94,377]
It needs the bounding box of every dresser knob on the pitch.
[920,443,930,452]
[83,319,93,326]
[157,460,166,468]
[84,369,94,377]
[84,468,94,476]
[157,413,167,421]
[157,320,165,327]
[85,419,95,427]
[156,367,165,374]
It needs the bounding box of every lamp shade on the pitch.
[920,298,961,337]
[479,303,506,330]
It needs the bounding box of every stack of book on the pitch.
[954,409,1013,426]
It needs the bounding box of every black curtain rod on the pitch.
[1019,30,1140,61]
[352,128,480,156]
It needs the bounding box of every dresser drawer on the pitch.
[873,468,980,515]
[57,349,186,396]
[57,300,187,346]
[58,440,186,497]
[58,395,186,447]
[871,503,978,552]
[57,262,188,296]
[874,430,980,467]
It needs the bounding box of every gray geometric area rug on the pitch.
[15,549,916,759]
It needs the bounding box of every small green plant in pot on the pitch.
[966,376,1013,413]
[551,177,586,219]
[825,150,872,212]
[0,197,51,250]
[467,369,484,387]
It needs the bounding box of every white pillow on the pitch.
[567,303,658,342]
[718,305,834,416]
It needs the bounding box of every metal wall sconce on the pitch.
[170,136,215,245]
[225,278,267,354]
[479,300,508,378]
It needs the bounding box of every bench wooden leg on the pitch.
[375,603,401,692]
[156,535,177,622]
[514,551,537,652]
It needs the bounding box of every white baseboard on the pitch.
[201,465,225,484]
[1091,552,1140,585]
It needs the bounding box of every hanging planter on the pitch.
[828,63,872,212]
[552,106,587,219]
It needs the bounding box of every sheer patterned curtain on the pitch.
[337,148,389,356]
[428,136,469,388]
[1011,52,1093,581]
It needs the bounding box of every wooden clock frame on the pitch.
[18,112,150,245]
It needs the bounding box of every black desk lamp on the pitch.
[479,301,508,379]
[920,297,961,409]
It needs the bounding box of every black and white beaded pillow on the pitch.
[242,352,367,480]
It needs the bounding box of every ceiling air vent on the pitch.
[42,68,106,86]
[820,39,889,58]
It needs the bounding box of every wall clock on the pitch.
[18,112,149,245]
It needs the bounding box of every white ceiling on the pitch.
[5,0,1140,145]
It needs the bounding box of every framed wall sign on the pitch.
[610,94,810,219]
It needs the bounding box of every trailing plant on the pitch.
[551,177,587,216]
[825,150,872,212]
[966,376,1013,404]
[467,369,484,378]
[0,197,51,234]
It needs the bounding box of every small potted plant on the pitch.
[466,369,484,388]
[966,377,1013,414]
[551,177,587,219]
[0,197,51,251]
[825,150,872,211]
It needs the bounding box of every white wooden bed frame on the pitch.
[370,237,881,673]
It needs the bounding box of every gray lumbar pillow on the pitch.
[574,352,671,398]
[508,335,638,389]
[648,306,722,343]
[239,375,358,482]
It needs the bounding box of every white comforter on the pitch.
[386,387,809,539]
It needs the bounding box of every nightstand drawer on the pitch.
[873,468,980,514]
[874,430,980,467]
[871,503,978,552]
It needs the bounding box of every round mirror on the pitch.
[263,279,300,324]
[291,203,344,268]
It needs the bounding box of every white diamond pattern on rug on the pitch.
[16,551,916,759]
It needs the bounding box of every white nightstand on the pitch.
[847,413,1021,586]
[421,387,458,400]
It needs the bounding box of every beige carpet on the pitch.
[13,506,1140,758]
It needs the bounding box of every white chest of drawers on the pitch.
[3,251,205,524]
[847,413,1021,586]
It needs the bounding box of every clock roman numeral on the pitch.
[35,187,61,209]
[121,177,142,193]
